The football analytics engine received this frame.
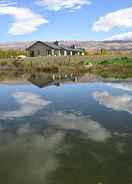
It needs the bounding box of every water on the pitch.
[0,72,132,184]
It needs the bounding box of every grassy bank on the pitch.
[0,56,90,74]
[84,56,132,78]
[0,55,132,78]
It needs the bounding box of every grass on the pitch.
[84,56,132,78]
[0,56,89,74]
[98,57,132,65]
[0,55,132,78]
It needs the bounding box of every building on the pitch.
[26,41,85,57]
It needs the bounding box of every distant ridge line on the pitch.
[0,40,132,51]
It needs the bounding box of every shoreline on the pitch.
[0,55,132,79]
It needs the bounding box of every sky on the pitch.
[0,0,132,42]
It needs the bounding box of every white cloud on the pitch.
[0,2,48,35]
[106,32,132,41]
[36,0,91,11]
[107,83,132,92]
[92,7,132,32]
[0,92,51,119]
[93,91,132,114]
[0,0,16,6]
[48,111,111,142]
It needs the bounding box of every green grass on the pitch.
[87,57,132,78]
[98,57,132,65]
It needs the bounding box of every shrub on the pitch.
[0,50,27,59]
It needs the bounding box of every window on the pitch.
[47,50,51,55]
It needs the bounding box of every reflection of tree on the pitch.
[0,71,29,83]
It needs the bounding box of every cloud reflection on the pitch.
[48,111,111,142]
[0,124,64,184]
[107,83,132,92]
[0,92,51,119]
[93,91,132,114]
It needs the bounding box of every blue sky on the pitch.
[0,0,132,42]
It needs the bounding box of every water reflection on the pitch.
[0,70,101,87]
[107,82,132,92]
[28,72,79,88]
[0,72,132,184]
[0,124,64,184]
[28,72,101,88]
[0,92,51,119]
[93,91,132,114]
[47,111,111,142]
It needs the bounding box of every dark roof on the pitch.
[26,41,61,50]
[60,44,84,52]
[45,42,61,49]
[60,44,73,51]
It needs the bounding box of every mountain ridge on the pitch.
[0,40,132,51]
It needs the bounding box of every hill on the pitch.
[0,40,132,52]
[61,40,132,51]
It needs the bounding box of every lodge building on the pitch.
[26,41,85,57]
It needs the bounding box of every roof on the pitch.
[26,41,61,50]
[59,44,84,52]
[60,44,72,51]
[44,42,61,49]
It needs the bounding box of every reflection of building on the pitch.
[28,73,53,88]
[26,41,85,57]
[28,73,77,88]
[28,72,100,88]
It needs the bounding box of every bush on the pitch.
[0,50,27,59]
[84,60,92,65]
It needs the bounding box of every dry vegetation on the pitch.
[0,54,132,78]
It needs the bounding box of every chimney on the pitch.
[54,41,60,46]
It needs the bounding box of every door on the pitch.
[30,51,34,57]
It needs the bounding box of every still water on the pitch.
[0,72,132,184]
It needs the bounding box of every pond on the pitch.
[0,72,132,184]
